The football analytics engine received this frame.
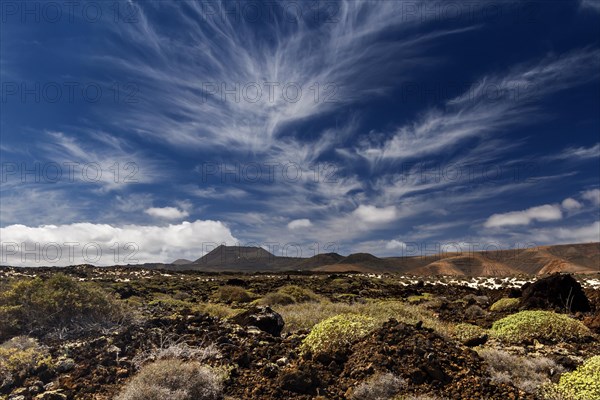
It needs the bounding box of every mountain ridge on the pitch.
[168,242,600,276]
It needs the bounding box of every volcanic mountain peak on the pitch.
[194,245,275,265]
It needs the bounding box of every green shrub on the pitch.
[116,359,223,400]
[0,336,52,389]
[276,285,320,303]
[491,311,591,344]
[0,275,124,339]
[213,285,253,303]
[407,293,433,304]
[275,300,449,335]
[450,323,487,344]
[549,356,600,400]
[257,292,296,306]
[300,314,378,355]
[490,298,520,312]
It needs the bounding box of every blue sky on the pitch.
[1,0,599,266]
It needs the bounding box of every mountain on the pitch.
[172,259,193,265]
[168,243,600,276]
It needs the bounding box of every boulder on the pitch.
[521,273,591,312]
[230,306,285,336]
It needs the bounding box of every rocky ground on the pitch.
[1,267,599,400]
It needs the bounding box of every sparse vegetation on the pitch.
[491,311,592,344]
[0,274,125,339]
[407,292,434,303]
[0,336,52,389]
[478,348,564,393]
[350,373,406,400]
[300,314,378,355]
[490,297,520,312]
[116,359,224,400]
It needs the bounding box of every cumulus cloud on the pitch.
[0,220,237,266]
[287,219,312,230]
[582,189,600,206]
[561,197,583,211]
[385,240,407,250]
[145,207,189,220]
[484,204,562,228]
[352,205,398,224]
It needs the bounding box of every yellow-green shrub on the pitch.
[276,285,320,303]
[450,323,487,344]
[300,314,378,354]
[548,356,600,400]
[0,337,52,388]
[491,311,591,344]
[490,298,520,312]
[213,285,254,303]
[407,293,434,304]
[0,275,124,338]
[257,292,296,306]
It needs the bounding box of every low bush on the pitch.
[275,300,450,335]
[407,293,433,304]
[257,292,296,306]
[464,304,487,319]
[276,285,320,303]
[350,373,406,400]
[300,314,378,355]
[490,298,520,312]
[491,311,591,344]
[0,275,125,339]
[450,323,487,344]
[213,286,254,303]
[478,348,564,394]
[116,359,224,400]
[548,356,600,400]
[0,336,52,389]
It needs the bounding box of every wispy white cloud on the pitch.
[551,143,600,160]
[98,1,478,155]
[355,48,600,163]
[580,0,600,12]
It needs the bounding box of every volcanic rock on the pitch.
[521,273,591,312]
[230,306,285,336]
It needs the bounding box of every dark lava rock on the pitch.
[278,369,319,394]
[225,278,247,287]
[521,273,591,312]
[462,333,488,347]
[230,306,285,336]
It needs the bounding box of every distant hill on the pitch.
[172,259,193,265]
[169,242,600,276]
